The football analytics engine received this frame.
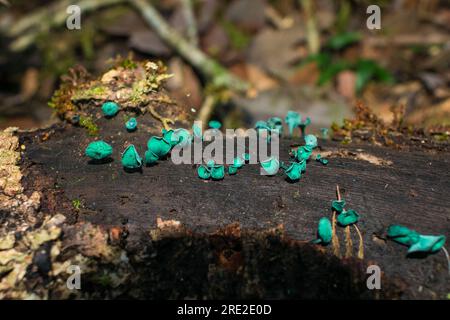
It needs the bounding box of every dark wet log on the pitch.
[0,114,448,299]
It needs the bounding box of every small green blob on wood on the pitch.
[387,225,421,246]
[147,136,171,158]
[260,157,279,176]
[125,117,137,131]
[121,144,142,169]
[304,134,318,149]
[101,101,119,117]
[228,166,238,175]
[408,235,446,254]
[284,162,302,181]
[198,165,211,180]
[337,209,359,226]
[314,217,332,245]
[85,140,113,160]
[211,165,225,180]
[208,120,222,129]
[331,200,346,213]
[144,150,159,165]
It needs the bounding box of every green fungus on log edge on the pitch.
[125,117,137,131]
[121,144,142,169]
[85,140,113,160]
[313,217,333,245]
[387,225,446,254]
[101,101,119,117]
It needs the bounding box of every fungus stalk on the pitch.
[332,185,341,257]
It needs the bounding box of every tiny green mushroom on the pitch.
[313,217,333,245]
[144,150,159,165]
[242,153,251,162]
[298,117,311,137]
[267,117,284,136]
[192,123,202,140]
[85,140,113,160]
[408,235,446,254]
[147,136,172,158]
[294,145,313,161]
[171,128,191,147]
[208,120,222,129]
[331,200,346,213]
[387,225,421,246]
[101,101,119,117]
[255,121,271,142]
[284,162,303,181]
[198,165,211,180]
[285,111,301,136]
[228,166,238,175]
[304,134,318,149]
[121,144,142,169]
[260,156,279,176]
[316,154,329,165]
[125,117,137,131]
[320,128,329,139]
[232,157,244,169]
[210,164,225,180]
[337,209,359,226]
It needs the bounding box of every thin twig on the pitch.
[299,0,320,54]
[441,247,450,276]
[129,0,248,93]
[148,106,174,130]
[332,185,341,257]
[353,224,364,259]
[197,95,217,129]
[180,0,198,46]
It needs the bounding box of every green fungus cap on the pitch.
[242,153,251,162]
[171,128,191,147]
[85,140,113,160]
[304,134,318,149]
[144,150,159,165]
[255,121,270,130]
[267,117,284,135]
[198,165,211,180]
[101,101,119,117]
[295,146,312,161]
[317,217,332,244]
[331,200,346,213]
[387,225,421,246]
[284,162,302,181]
[232,157,244,168]
[147,136,172,158]
[260,157,279,176]
[208,120,222,129]
[121,145,142,169]
[408,235,446,254]
[228,166,238,175]
[337,209,359,226]
[125,117,137,131]
[192,123,203,140]
[211,165,225,180]
[285,111,301,136]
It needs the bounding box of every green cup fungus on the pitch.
[336,209,359,226]
[283,162,303,181]
[331,200,346,213]
[260,156,279,176]
[121,144,142,169]
[298,117,311,136]
[198,160,225,180]
[387,224,447,255]
[315,154,329,165]
[147,136,171,158]
[313,217,333,245]
[304,134,318,149]
[101,101,119,117]
[285,111,301,136]
[208,120,222,129]
[125,117,137,131]
[85,140,113,160]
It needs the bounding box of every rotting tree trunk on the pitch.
[1,65,449,300]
